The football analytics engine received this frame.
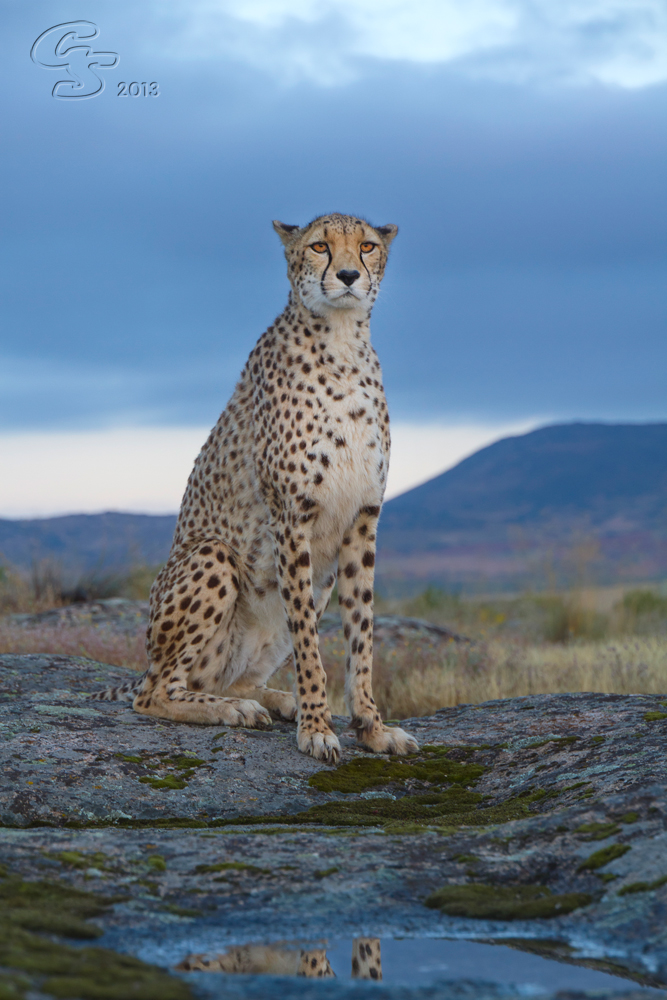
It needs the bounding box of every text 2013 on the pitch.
[118,82,159,97]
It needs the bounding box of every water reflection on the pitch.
[177,937,382,980]
[176,936,663,992]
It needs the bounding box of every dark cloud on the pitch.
[0,3,665,431]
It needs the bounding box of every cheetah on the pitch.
[93,213,418,763]
[176,937,381,980]
[177,944,335,978]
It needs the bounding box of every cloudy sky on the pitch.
[1,0,665,515]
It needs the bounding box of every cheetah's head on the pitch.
[273,213,397,317]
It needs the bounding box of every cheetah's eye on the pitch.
[310,242,328,253]
[360,242,376,253]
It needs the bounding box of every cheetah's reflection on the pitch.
[177,937,382,980]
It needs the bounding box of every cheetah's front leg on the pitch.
[338,506,418,755]
[275,521,340,763]
[352,938,382,980]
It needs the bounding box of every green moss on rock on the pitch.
[425,883,593,920]
[618,874,667,896]
[0,874,191,999]
[60,818,210,831]
[385,821,435,835]
[0,973,29,999]
[139,775,187,791]
[575,822,620,841]
[577,843,631,871]
[116,751,208,791]
[308,746,485,794]
[169,755,206,769]
[0,875,119,940]
[135,880,159,894]
[220,781,561,833]
[1,928,190,999]
[45,851,111,871]
[163,904,202,918]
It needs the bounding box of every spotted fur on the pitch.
[176,944,333,977]
[177,938,380,979]
[92,213,418,763]
[351,937,382,980]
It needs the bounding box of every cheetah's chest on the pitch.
[306,381,387,554]
[323,392,384,496]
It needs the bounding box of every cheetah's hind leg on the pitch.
[226,654,298,722]
[226,680,297,721]
[177,946,301,976]
[133,538,271,729]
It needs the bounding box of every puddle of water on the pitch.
[328,939,651,991]
[177,936,662,993]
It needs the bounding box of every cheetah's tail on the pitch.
[90,673,145,702]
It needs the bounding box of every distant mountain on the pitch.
[0,512,177,577]
[377,422,667,591]
[1,423,665,591]
[381,422,667,537]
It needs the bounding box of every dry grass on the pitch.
[0,560,159,616]
[375,585,667,644]
[0,563,65,616]
[1,622,665,719]
[0,622,148,672]
[267,633,667,720]
[1,560,666,719]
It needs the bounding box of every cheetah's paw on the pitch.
[298,728,341,763]
[356,724,418,756]
[262,689,298,721]
[226,698,273,730]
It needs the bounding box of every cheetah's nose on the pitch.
[336,269,360,287]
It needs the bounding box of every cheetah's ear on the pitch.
[375,224,398,247]
[273,221,301,246]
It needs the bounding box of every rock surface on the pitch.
[1,653,667,999]
[319,613,470,648]
[7,597,151,634]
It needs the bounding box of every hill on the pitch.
[377,422,667,591]
[0,512,177,578]
[1,422,665,591]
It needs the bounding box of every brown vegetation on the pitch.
[1,559,665,719]
[0,559,158,615]
[317,634,667,719]
[0,621,148,672]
